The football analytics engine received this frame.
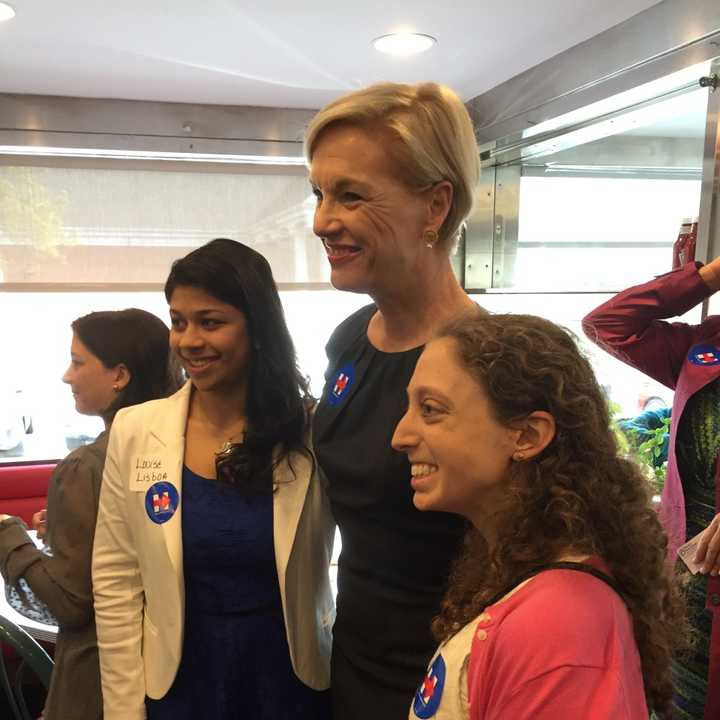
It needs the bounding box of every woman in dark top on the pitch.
[305,82,481,718]
[92,239,334,720]
[0,308,180,720]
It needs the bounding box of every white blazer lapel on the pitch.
[273,450,312,600]
[149,382,191,579]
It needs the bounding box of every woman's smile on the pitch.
[182,355,220,377]
[323,241,362,267]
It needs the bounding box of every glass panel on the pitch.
[495,65,712,291]
[0,288,369,463]
[474,291,699,421]
[513,174,701,291]
[0,166,325,285]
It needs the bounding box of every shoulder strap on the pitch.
[483,561,626,611]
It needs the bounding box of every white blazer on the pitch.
[92,383,335,720]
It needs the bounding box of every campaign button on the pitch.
[326,363,355,406]
[144,482,180,525]
[688,344,720,367]
[412,654,446,718]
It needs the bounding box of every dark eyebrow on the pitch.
[409,385,453,406]
[169,308,226,317]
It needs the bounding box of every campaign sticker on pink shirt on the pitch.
[412,654,446,718]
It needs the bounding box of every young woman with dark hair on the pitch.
[92,238,334,720]
[392,313,686,720]
[71,309,182,423]
[0,308,181,720]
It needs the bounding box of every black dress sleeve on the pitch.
[324,304,376,366]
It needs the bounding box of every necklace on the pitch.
[215,440,237,462]
[209,420,246,459]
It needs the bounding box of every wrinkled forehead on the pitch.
[308,121,407,186]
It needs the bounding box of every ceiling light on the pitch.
[372,33,436,57]
[0,2,15,22]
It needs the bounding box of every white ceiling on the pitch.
[0,0,664,109]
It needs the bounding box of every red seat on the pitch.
[0,463,55,663]
[0,463,54,527]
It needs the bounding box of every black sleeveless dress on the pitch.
[313,305,466,720]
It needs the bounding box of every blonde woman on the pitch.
[306,82,480,718]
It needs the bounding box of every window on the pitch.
[0,164,326,285]
[471,60,712,293]
[472,292,699,420]
[0,288,369,463]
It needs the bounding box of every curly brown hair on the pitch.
[431,312,686,718]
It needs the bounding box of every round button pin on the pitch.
[144,481,180,525]
[412,654,446,718]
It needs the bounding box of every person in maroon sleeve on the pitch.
[392,312,685,720]
[583,259,720,720]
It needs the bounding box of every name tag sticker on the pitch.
[130,456,169,492]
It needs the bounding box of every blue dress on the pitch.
[146,466,330,720]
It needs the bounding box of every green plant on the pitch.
[0,167,68,254]
[634,417,670,494]
[609,401,669,495]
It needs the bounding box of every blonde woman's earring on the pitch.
[424,230,439,248]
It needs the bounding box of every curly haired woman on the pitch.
[392,312,685,720]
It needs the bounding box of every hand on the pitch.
[699,258,720,292]
[694,514,720,575]
[32,509,47,540]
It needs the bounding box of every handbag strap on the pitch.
[482,560,626,611]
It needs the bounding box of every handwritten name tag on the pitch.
[130,457,169,492]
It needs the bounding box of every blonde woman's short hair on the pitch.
[305,82,480,250]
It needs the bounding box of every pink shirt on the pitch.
[468,565,647,719]
[410,562,648,719]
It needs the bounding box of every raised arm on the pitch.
[582,261,719,389]
[92,419,147,720]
